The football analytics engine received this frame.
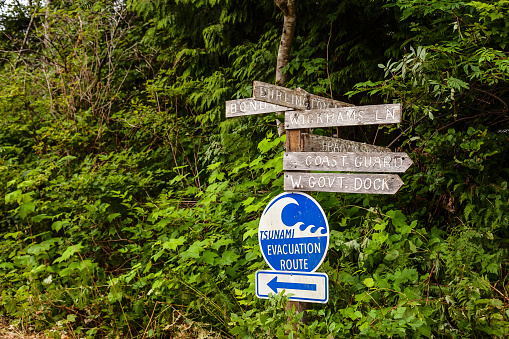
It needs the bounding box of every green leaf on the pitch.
[163,236,186,251]
[363,277,375,288]
[211,238,234,250]
[201,250,218,264]
[217,251,239,266]
[53,243,84,264]
[19,201,36,218]
[384,249,400,261]
[181,242,206,260]
[5,190,22,204]
[52,220,70,232]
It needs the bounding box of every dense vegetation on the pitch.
[0,0,508,337]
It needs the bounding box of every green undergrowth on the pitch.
[1,0,509,338]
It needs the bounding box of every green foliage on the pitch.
[0,0,508,338]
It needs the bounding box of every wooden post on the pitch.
[285,128,309,325]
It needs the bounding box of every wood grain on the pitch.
[285,104,401,129]
[284,172,404,194]
[284,151,413,173]
[225,98,292,118]
[301,133,390,153]
[253,81,352,110]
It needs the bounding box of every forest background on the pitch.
[0,0,508,338]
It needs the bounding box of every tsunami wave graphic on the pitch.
[258,192,329,272]
[259,196,327,238]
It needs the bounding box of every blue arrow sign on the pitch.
[267,276,317,293]
[256,270,329,303]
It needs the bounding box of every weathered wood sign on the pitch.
[301,133,389,153]
[253,81,353,110]
[284,172,404,194]
[225,98,293,118]
[284,151,413,173]
[285,103,401,129]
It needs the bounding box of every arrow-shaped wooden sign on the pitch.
[225,98,293,118]
[284,151,413,173]
[253,81,353,110]
[284,172,404,194]
[285,104,401,129]
[301,133,390,153]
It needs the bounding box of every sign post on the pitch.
[225,81,412,313]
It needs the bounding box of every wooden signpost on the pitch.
[283,151,413,173]
[253,81,353,110]
[284,172,404,195]
[225,98,293,118]
[225,80,412,307]
[301,133,390,153]
[285,103,401,129]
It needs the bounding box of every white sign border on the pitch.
[255,270,329,303]
[258,191,330,273]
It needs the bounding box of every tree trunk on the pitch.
[274,0,296,138]
[274,0,297,86]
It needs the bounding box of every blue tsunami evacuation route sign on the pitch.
[258,192,329,272]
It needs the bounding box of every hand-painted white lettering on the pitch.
[295,95,302,107]
[338,176,344,188]
[309,176,316,188]
[284,92,290,104]
[347,110,356,120]
[290,114,300,125]
[355,157,362,167]
[374,178,381,190]
[230,103,237,114]
[307,114,313,124]
[383,178,389,190]
[358,110,364,121]
[354,177,362,190]
[318,177,326,188]
[364,178,372,190]
[386,108,395,119]
[395,157,403,168]
[289,175,302,188]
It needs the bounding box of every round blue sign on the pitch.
[258,192,329,272]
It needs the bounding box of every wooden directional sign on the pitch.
[301,133,390,153]
[253,81,353,110]
[285,103,401,129]
[284,151,413,173]
[284,172,404,194]
[225,98,292,118]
